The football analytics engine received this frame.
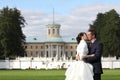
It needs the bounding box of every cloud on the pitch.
[22,4,120,37]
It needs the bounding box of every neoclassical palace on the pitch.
[24,23,77,59]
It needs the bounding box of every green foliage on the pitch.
[90,9,120,57]
[0,7,26,58]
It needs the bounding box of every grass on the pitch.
[0,69,65,80]
[0,69,120,80]
[102,69,120,80]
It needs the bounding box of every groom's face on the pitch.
[87,32,93,40]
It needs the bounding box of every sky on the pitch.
[0,0,120,37]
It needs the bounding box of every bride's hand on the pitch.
[91,54,95,57]
[76,54,80,61]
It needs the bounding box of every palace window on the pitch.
[53,51,56,57]
[36,51,39,57]
[25,46,27,49]
[46,51,48,57]
[57,29,59,34]
[53,29,55,34]
[48,29,50,34]
[30,51,33,57]
[46,45,48,49]
[61,51,63,57]
[36,46,38,49]
[41,46,43,49]
[31,46,33,49]
[61,46,63,49]
[65,51,68,57]
[41,51,44,57]
[70,46,73,49]
[71,51,73,56]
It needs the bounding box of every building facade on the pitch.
[24,23,77,60]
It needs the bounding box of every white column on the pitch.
[55,28,57,36]
[57,44,59,60]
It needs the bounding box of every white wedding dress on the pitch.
[65,40,93,80]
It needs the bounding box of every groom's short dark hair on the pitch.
[88,28,97,38]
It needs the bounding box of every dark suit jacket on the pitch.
[86,39,103,74]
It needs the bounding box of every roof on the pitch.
[45,37,63,42]
[46,23,61,27]
[25,36,77,43]
[25,36,46,43]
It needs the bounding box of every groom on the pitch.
[85,28,103,80]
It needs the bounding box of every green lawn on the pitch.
[0,69,120,80]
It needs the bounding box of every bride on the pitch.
[65,32,94,80]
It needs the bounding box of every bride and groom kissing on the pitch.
[65,28,103,80]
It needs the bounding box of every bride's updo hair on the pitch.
[76,32,85,44]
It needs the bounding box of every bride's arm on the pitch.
[76,53,92,61]
[77,54,95,61]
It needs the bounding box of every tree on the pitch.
[89,13,105,40]
[0,7,26,59]
[90,9,120,57]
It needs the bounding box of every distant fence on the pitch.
[0,60,68,69]
[102,60,120,69]
[0,59,120,69]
